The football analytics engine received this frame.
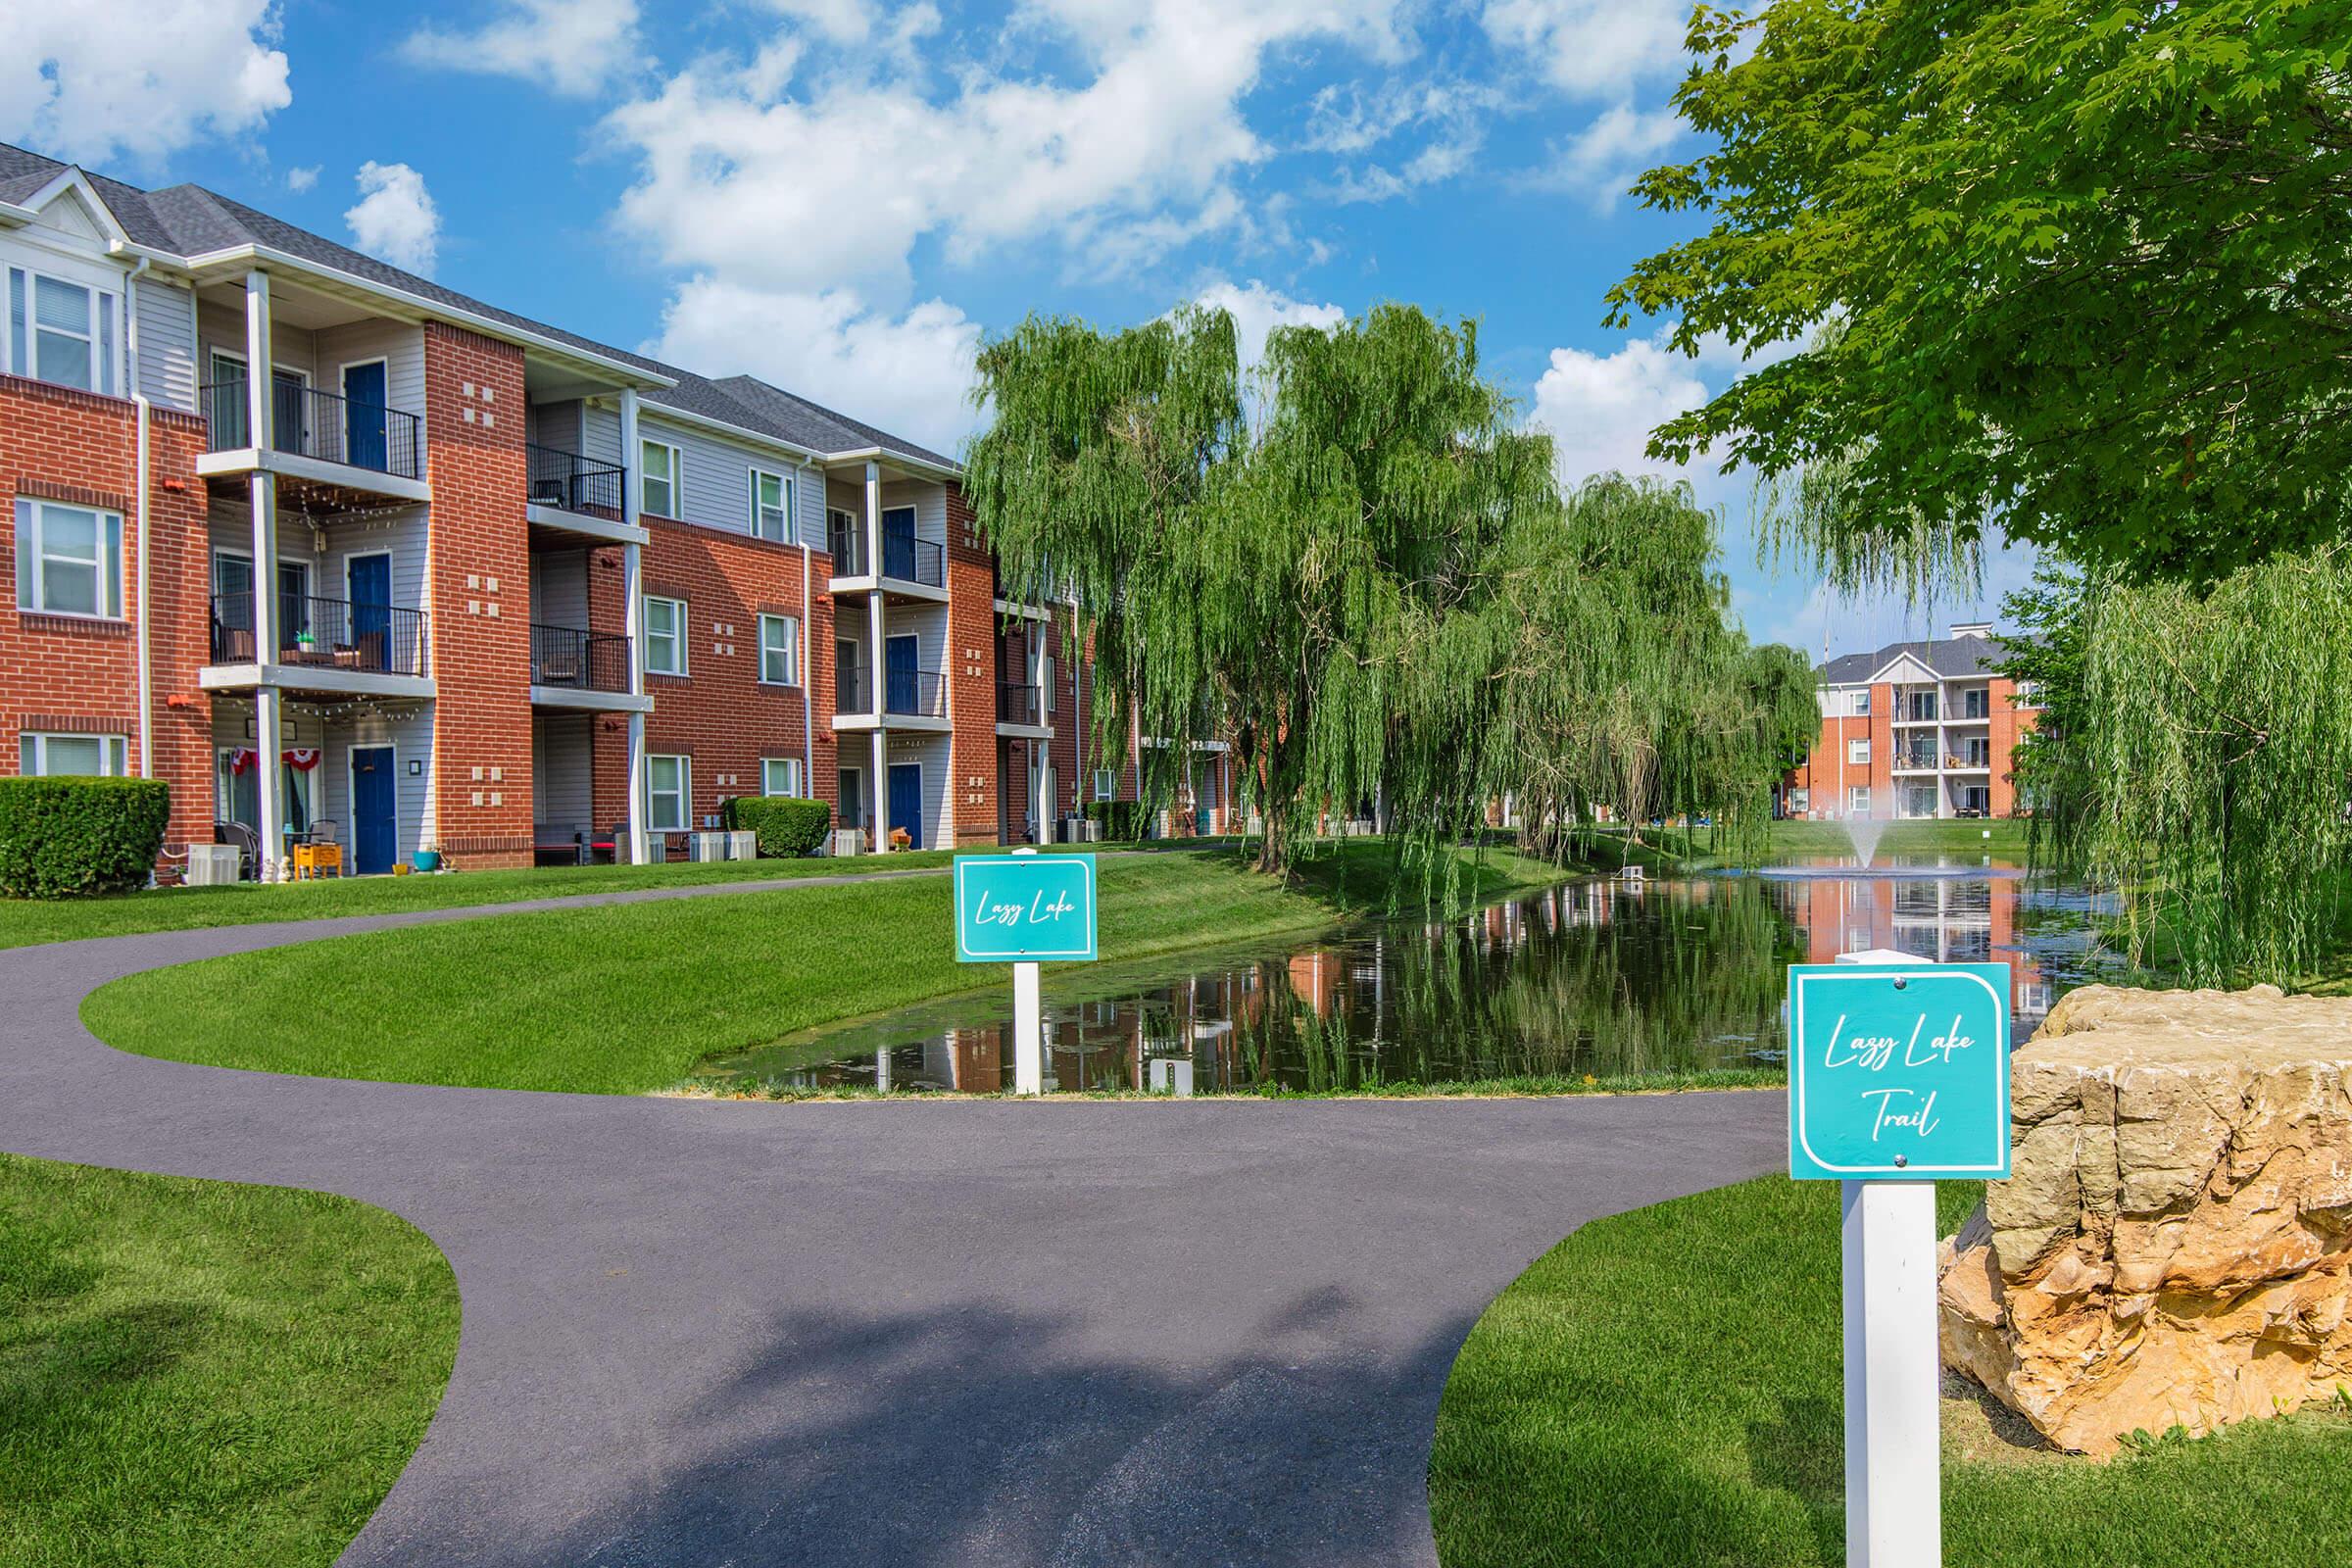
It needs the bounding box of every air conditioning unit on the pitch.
[184,843,242,886]
[724,830,758,860]
[832,828,865,857]
[688,832,730,861]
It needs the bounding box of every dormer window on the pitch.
[7,268,115,396]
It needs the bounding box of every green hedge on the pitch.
[0,777,171,899]
[723,796,832,858]
[1085,800,1152,842]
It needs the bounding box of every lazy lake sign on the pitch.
[954,852,1099,962]
[1787,960,2012,1181]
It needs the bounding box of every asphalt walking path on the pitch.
[0,879,1786,1567]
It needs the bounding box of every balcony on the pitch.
[998,682,1041,725]
[833,665,950,730]
[197,378,428,508]
[526,623,646,713]
[827,518,947,593]
[887,668,947,717]
[527,445,624,519]
[202,591,431,698]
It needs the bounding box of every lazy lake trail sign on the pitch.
[953,849,1098,1094]
[1790,954,2013,1568]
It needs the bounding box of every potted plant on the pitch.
[889,826,912,851]
[412,844,444,873]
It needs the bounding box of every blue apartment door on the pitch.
[343,361,388,470]
[348,555,391,672]
[350,747,397,874]
[885,633,919,714]
[888,763,923,849]
[882,506,917,579]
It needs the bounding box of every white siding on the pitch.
[206,702,432,867]
[313,318,425,416]
[884,732,955,850]
[132,276,199,412]
[532,713,595,828]
[582,400,623,467]
[197,298,318,385]
[529,549,591,630]
[879,479,948,546]
[881,603,949,681]
[207,501,427,616]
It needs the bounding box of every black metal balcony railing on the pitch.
[837,665,868,713]
[824,519,947,587]
[885,668,948,718]
[529,624,631,693]
[526,444,625,519]
[998,682,1040,725]
[209,591,425,676]
[201,378,422,480]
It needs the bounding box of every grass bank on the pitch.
[1429,1174,2352,1568]
[0,1153,457,1567]
[679,1064,1789,1102]
[85,844,1579,1096]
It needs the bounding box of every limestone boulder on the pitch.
[1936,983,2352,1455]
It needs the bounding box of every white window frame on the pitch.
[758,612,800,686]
[21,731,127,776]
[751,468,791,543]
[1846,738,1870,766]
[1043,653,1056,712]
[761,758,802,798]
[213,745,315,832]
[1852,690,1871,716]
[8,267,115,395]
[644,594,686,676]
[15,498,124,618]
[641,439,682,520]
[646,754,690,833]
[1093,767,1114,801]
[1847,786,1871,816]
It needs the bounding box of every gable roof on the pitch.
[0,141,959,476]
[1820,631,2014,685]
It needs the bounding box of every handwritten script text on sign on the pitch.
[1787,964,2011,1181]
[953,854,1099,963]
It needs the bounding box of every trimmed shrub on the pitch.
[1085,800,1152,842]
[723,795,832,858]
[0,777,171,899]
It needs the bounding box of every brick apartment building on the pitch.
[0,142,1232,876]
[1782,622,2039,820]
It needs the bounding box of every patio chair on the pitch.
[214,820,262,881]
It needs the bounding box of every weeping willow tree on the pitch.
[2002,553,2352,985]
[1494,476,1819,863]
[964,303,1557,875]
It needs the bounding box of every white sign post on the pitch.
[1011,848,1044,1096]
[1840,1177,1941,1568]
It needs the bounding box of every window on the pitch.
[751,469,791,542]
[1847,786,1871,816]
[1094,768,1114,801]
[644,595,685,675]
[758,612,799,686]
[1043,654,1056,712]
[1852,690,1871,716]
[761,758,802,797]
[215,747,312,834]
[1846,738,1870,766]
[8,269,113,394]
[1963,687,1989,719]
[15,499,123,617]
[22,732,126,776]
[647,755,689,832]
[641,440,680,519]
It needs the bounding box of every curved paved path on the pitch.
[0,886,1784,1566]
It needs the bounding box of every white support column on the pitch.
[1011,845,1044,1094]
[1841,1178,1943,1568]
[244,270,282,878]
[619,388,649,865]
[864,462,887,852]
[1034,626,1052,841]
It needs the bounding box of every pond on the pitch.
[689,854,2126,1097]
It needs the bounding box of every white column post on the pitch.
[244,270,283,877]
[1840,1178,1942,1567]
[619,389,649,865]
[1034,624,1052,842]
[1011,844,1043,1094]
[864,461,887,851]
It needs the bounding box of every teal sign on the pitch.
[1788,962,2012,1181]
[954,853,1098,962]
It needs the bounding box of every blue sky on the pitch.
[5,0,2031,656]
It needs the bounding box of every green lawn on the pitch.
[85,846,1575,1095]
[1429,1175,2352,1568]
[0,1153,458,1567]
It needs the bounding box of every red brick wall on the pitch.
[0,375,214,853]
[945,483,999,845]
[421,324,534,867]
[592,517,833,841]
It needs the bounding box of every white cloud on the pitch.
[1479,0,1689,99]
[285,165,320,193]
[1530,331,1716,493]
[602,0,1409,294]
[1307,79,1494,204]
[344,162,441,276]
[0,1,289,166]
[655,278,983,458]
[1540,101,1682,211]
[1188,278,1345,372]
[403,0,640,98]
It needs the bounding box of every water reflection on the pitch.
[695,856,2119,1096]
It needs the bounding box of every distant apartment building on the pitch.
[1782,622,2039,820]
[0,141,1225,876]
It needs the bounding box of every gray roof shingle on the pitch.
[0,141,959,474]
[1820,632,2012,684]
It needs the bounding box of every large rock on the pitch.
[1936,982,2352,1455]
